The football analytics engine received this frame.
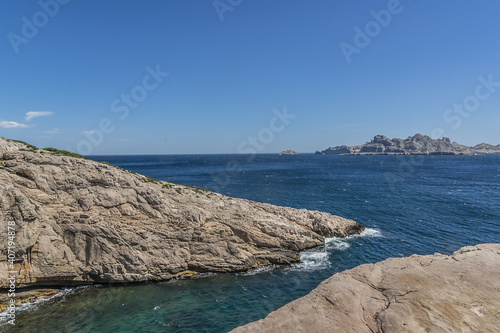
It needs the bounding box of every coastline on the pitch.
[0,139,497,330]
[0,137,364,289]
[0,288,63,313]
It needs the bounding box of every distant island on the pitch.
[315,134,500,155]
[279,150,300,155]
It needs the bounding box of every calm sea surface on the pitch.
[2,154,499,332]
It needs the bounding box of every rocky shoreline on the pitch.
[232,243,500,332]
[3,137,497,332]
[0,288,62,313]
[0,138,363,296]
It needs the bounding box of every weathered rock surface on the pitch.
[279,150,300,155]
[471,143,500,154]
[232,243,500,333]
[315,134,499,155]
[0,138,363,288]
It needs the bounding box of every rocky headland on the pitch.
[0,138,363,303]
[470,142,500,154]
[315,134,500,155]
[232,243,500,333]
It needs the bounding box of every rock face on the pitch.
[471,143,500,154]
[232,243,500,333]
[315,134,498,155]
[0,138,364,288]
[279,150,300,155]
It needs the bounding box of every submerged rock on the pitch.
[0,138,363,288]
[232,243,500,333]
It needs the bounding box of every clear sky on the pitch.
[1,0,499,155]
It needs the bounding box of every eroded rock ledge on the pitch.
[232,243,500,333]
[0,138,364,288]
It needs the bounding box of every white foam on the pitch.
[0,289,70,324]
[352,227,383,238]
[291,250,330,271]
[238,265,275,276]
[324,228,382,250]
[325,237,350,251]
[0,285,102,325]
[301,251,328,262]
[289,228,383,272]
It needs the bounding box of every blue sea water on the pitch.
[2,154,499,333]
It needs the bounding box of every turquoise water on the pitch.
[2,154,499,332]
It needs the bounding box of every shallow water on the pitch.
[2,154,499,332]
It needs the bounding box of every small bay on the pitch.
[2,154,499,333]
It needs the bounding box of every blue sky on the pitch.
[1,0,499,154]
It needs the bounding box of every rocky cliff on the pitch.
[232,243,500,333]
[315,134,499,155]
[0,138,364,288]
[471,143,500,154]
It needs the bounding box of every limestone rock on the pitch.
[315,134,499,155]
[0,138,364,288]
[279,150,300,155]
[232,243,500,333]
[471,143,500,154]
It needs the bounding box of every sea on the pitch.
[1,154,499,333]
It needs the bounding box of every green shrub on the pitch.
[99,161,124,170]
[42,147,83,159]
[6,139,37,150]
[142,176,161,184]
[183,185,213,194]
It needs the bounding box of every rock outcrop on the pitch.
[232,243,500,333]
[0,138,364,288]
[315,134,498,155]
[279,150,300,155]
[471,143,500,154]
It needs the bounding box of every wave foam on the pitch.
[238,265,276,276]
[291,251,330,271]
[353,227,383,238]
[325,237,351,251]
[290,228,383,272]
[0,285,104,326]
[0,289,71,325]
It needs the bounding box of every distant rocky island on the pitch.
[315,134,500,155]
[0,137,363,308]
[279,150,300,155]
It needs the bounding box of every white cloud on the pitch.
[80,130,95,135]
[26,111,54,121]
[0,120,35,129]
